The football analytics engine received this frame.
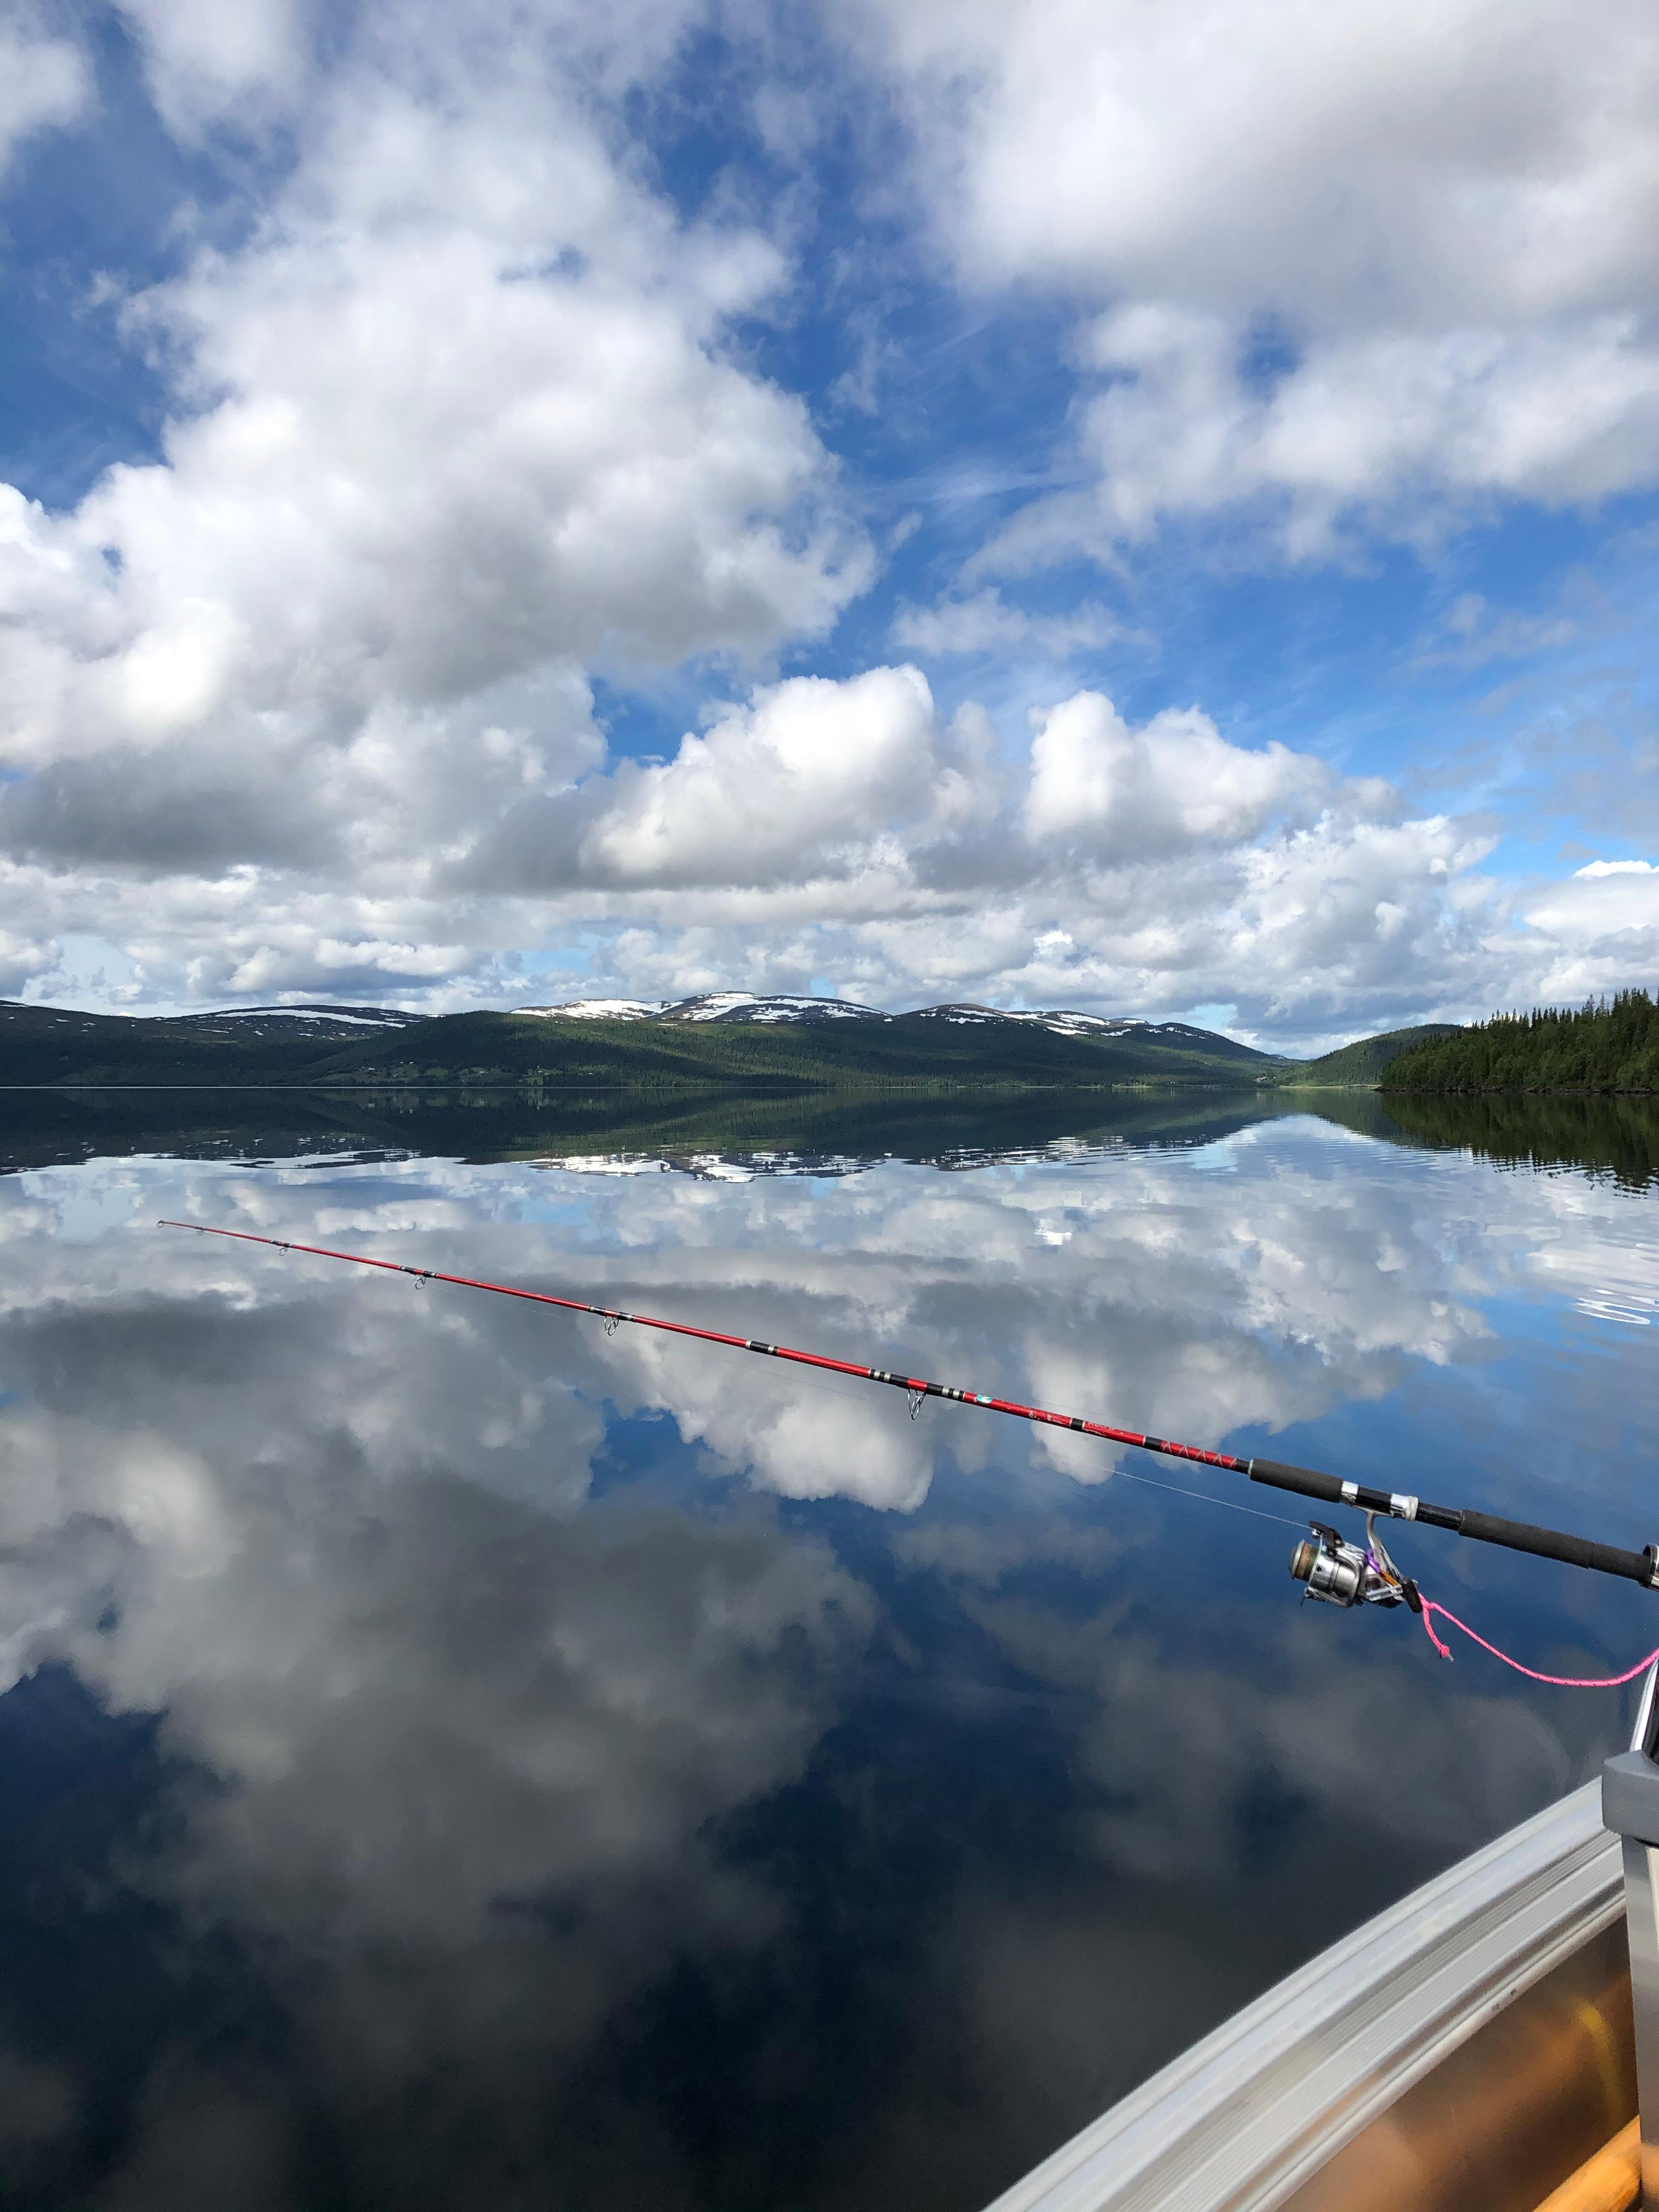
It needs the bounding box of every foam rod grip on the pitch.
[1455,1510,1655,1585]
[1248,1458,1346,1504]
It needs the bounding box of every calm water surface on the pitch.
[1,1090,1656,2210]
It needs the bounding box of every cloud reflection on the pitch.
[0,1109,1652,2208]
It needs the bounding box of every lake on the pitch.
[1,1087,1656,2211]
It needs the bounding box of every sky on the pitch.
[0,0,1656,1050]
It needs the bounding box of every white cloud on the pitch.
[583,666,945,889]
[0,921,58,996]
[1023,691,1327,853]
[1,0,1654,1042]
[798,808,1494,1051]
[890,589,1131,659]
[114,0,307,133]
[0,5,88,174]
[110,0,708,140]
[1,1128,1604,2175]
[1054,308,1659,560]
[0,853,528,1008]
[467,685,1554,1049]
[3,629,1647,1047]
[856,0,1659,556]
[1520,860,1659,1002]
[1408,591,1583,672]
[0,35,869,890]
[862,0,1659,323]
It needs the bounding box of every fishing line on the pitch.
[1107,1465,1305,1528]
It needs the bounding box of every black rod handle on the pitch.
[1455,1510,1658,1587]
[1249,1458,1659,1589]
[1249,1458,1396,1513]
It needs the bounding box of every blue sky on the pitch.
[0,0,1656,1049]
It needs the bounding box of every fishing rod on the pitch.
[161,1219,1659,1623]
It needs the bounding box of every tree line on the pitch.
[1383,988,1659,1093]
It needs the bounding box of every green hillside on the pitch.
[0,1002,323,1087]
[294,1010,1271,1091]
[1382,991,1659,1093]
[1267,1023,1464,1087]
[0,1002,1274,1092]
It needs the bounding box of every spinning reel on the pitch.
[1290,1518,1421,1613]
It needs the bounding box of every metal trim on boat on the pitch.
[983,1782,1624,2212]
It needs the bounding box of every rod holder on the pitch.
[1602,1662,1659,2209]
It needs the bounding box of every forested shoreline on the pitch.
[1383,990,1659,1094]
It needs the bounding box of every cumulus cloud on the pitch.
[486,677,1509,1050]
[1051,307,1659,560]
[0,17,869,895]
[0,921,59,997]
[0,4,88,173]
[581,666,947,889]
[858,0,1658,317]
[1521,859,1659,1001]
[0,636,1626,1047]
[114,0,308,133]
[857,0,1659,556]
[0,0,1651,1040]
[441,675,1515,1048]
[1023,691,1327,853]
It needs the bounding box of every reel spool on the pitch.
[1290,1521,1413,1610]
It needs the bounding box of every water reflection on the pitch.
[0,1082,1294,1181]
[0,1091,1655,2209]
[1381,1090,1659,1192]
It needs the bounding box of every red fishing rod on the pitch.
[160,1220,1659,1610]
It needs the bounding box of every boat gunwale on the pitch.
[983,1782,1623,2212]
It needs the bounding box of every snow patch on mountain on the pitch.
[663,993,889,1024]
[514,999,669,1021]
[173,1003,421,1036]
[901,1002,1148,1037]
[514,992,890,1025]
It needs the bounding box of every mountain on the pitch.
[0,1000,422,1086]
[903,1002,1138,1036]
[511,994,1272,1052]
[0,999,417,1040]
[0,997,1276,1090]
[289,1009,1279,1090]
[515,998,668,1022]
[515,992,890,1024]
[1267,1024,1465,1087]
[6,996,1511,1096]
[896,1005,1272,1061]
[160,1003,421,1039]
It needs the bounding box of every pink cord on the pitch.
[1420,1599,1659,1686]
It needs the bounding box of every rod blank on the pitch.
[160,1220,1659,1593]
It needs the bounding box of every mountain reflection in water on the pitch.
[0,1087,1655,2210]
